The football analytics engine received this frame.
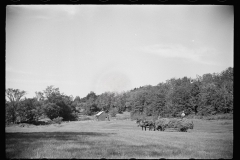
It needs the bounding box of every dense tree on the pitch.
[86,91,97,100]
[72,96,81,112]
[42,86,78,121]
[18,98,44,122]
[114,93,127,113]
[35,91,44,101]
[73,96,81,104]
[6,88,27,103]
[80,91,100,115]
[5,88,26,123]
[96,92,114,112]
[43,103,61,120]
[5,67,233,124]
[43,85,61,103]
[189,81,201,114]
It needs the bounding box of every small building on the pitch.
[95,111,110,121]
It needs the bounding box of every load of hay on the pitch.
[155,118,194,132]
[181,118,194,129]
[155,118,171,131]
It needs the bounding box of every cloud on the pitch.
[6,67,65,78]
[6,78,77,86]
[140,44,218,65]
[10,5,79,18]
[6,67,39,76]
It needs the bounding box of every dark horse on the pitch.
[137,119,156,131]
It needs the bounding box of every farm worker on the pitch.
[181,111,185,119]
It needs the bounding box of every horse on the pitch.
[137,119,148,131]
[137,119,156,131]
[145,120,156,131]
[136,118,141,127]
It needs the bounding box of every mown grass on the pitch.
[6,119,233,159]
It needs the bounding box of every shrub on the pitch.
[109,108,118,117]
[52,117,63,124]
[44,103,60,120]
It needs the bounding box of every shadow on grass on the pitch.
[6,132,115,142]
[6,132,183,158]
[6,132,115,158]
[16,121,51,125]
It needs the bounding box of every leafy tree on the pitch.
[6,101,16,124]
[86,91,97,100]
[18,98,44,122]
[43,103,61,120]
[189,82,201,114]
[74,96,81,103]
[43,85,61,103]
[42,86,78,121]
[96,92,114,112]
[163,77,193,117]
[5,88,26,123]
[81,91,100,115]
[73,96,81,106]
[114,93,127,113]
[72,96,82,113]
[35,91,44,101]
[109,107,118,117]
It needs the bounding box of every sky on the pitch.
[6,5,233,99]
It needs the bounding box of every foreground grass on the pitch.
[6,119,233,159]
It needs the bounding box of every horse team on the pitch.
[136,119,160,131]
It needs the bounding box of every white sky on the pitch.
[6,5,233,98]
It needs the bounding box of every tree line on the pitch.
[5,67,233,124]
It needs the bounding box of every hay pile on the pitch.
[155,118,194,132]
[155,118,170,131]
[181,118,194,129]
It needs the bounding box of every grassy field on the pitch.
[6,118,233,159]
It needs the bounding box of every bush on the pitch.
[44,103,60,120]
[109,108,118,117]
[52,117,63,124]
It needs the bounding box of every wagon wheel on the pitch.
[178,127,188,132]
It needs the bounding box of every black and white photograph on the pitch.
[6,5,233,159]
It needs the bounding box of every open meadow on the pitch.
[6,118,233,159]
